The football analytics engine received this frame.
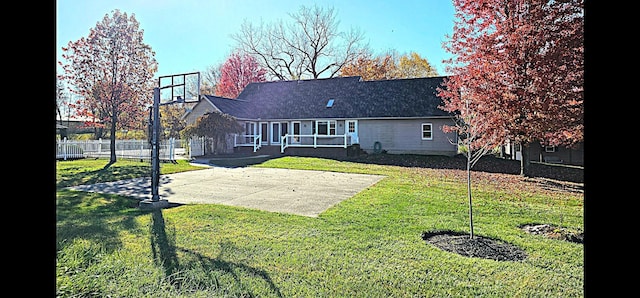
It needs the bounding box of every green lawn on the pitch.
[56,156,583,297]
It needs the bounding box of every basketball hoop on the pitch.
[140,72,201,209]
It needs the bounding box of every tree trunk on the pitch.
[110,118,117,163]
[520,143,530,177]
[467,153,474,239]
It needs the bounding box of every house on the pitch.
[503,140,584,166]
[184,76,459,157]
[56,115,102,138]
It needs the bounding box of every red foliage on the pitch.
[59,9,157,134]
[438,0,584,148]
[215,51,267,98]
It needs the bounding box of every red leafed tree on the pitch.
[215,51,267,99]
[59,9,157,164]
[439,0,584,176]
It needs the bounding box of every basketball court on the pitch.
[67,166,385,217]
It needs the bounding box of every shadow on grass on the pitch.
[57,164,151,189]
[56,190,145,253]
[149,209,282,297]
[199,154,277,168]
[150,209,179,276]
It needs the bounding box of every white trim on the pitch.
[291,121,301,144]
[231,116,453,122]
[259,122,269,144]
[314,119,337,136]
[271,122,281,144]
[421,123,433,140]
[346,119,358,144]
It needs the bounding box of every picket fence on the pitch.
[55,137,199,161]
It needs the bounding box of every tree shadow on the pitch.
[56,190,146,253]
[148,210,282,297]
[103,159,116,169]
[56,162,151,189]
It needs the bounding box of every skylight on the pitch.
[326,99,335,108]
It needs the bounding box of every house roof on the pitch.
[201,76,452,120]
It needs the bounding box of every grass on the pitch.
[56,156,583,297]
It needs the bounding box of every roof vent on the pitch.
[326,99,335,108]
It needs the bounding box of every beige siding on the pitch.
[358,118,457,156]
[184,101,218,125]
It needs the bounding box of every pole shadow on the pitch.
[148,210,282,297]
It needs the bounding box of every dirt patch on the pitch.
[520,223,583,243]
[422,225,583,261]
[421,230,528,261]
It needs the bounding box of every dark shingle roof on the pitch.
[205,76,452,120]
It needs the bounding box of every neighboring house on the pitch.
[503,140,584,166]
[56,115,102,137]
[183,76,459,157]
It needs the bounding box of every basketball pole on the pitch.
[139,72,199,209]
[139,87,168,209]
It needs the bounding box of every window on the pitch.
[260,122,268,142]
[271,122,280,143]
[348,121,356,133]
[244,122,256,143]
[545,146,556,153]
[316,120,336,135]
[421,123,433,140]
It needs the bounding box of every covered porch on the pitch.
[232,119,360,153]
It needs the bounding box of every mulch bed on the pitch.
[421,230,528,261]
[342,153,584,184]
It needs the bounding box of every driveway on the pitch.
[67,166,385,217]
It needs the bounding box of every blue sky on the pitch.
[56,0,456,80]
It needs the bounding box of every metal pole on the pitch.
[151,87,161,201]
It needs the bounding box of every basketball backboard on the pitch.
[158,72,200,103]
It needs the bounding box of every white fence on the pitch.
[56,138,186,161]
[280,134,351,153]
[234,134,262,152]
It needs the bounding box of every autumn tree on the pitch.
[440,0,583,176]
[395,52,439,78]
[59,9,157,164]
[440,93,503,239]
[232,4,367,80]
[339,51,397,80]
[181,111,243,155]
[215,51,267,98]
[160,104,187,139]
[340,50,439,80]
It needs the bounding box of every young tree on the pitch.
[441,0,584,176]
[215,51,267,98]
[232,4,367,80]
[59,9,158,164]
[439,92,502,239]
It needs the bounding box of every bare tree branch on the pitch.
[231,4,366,80]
